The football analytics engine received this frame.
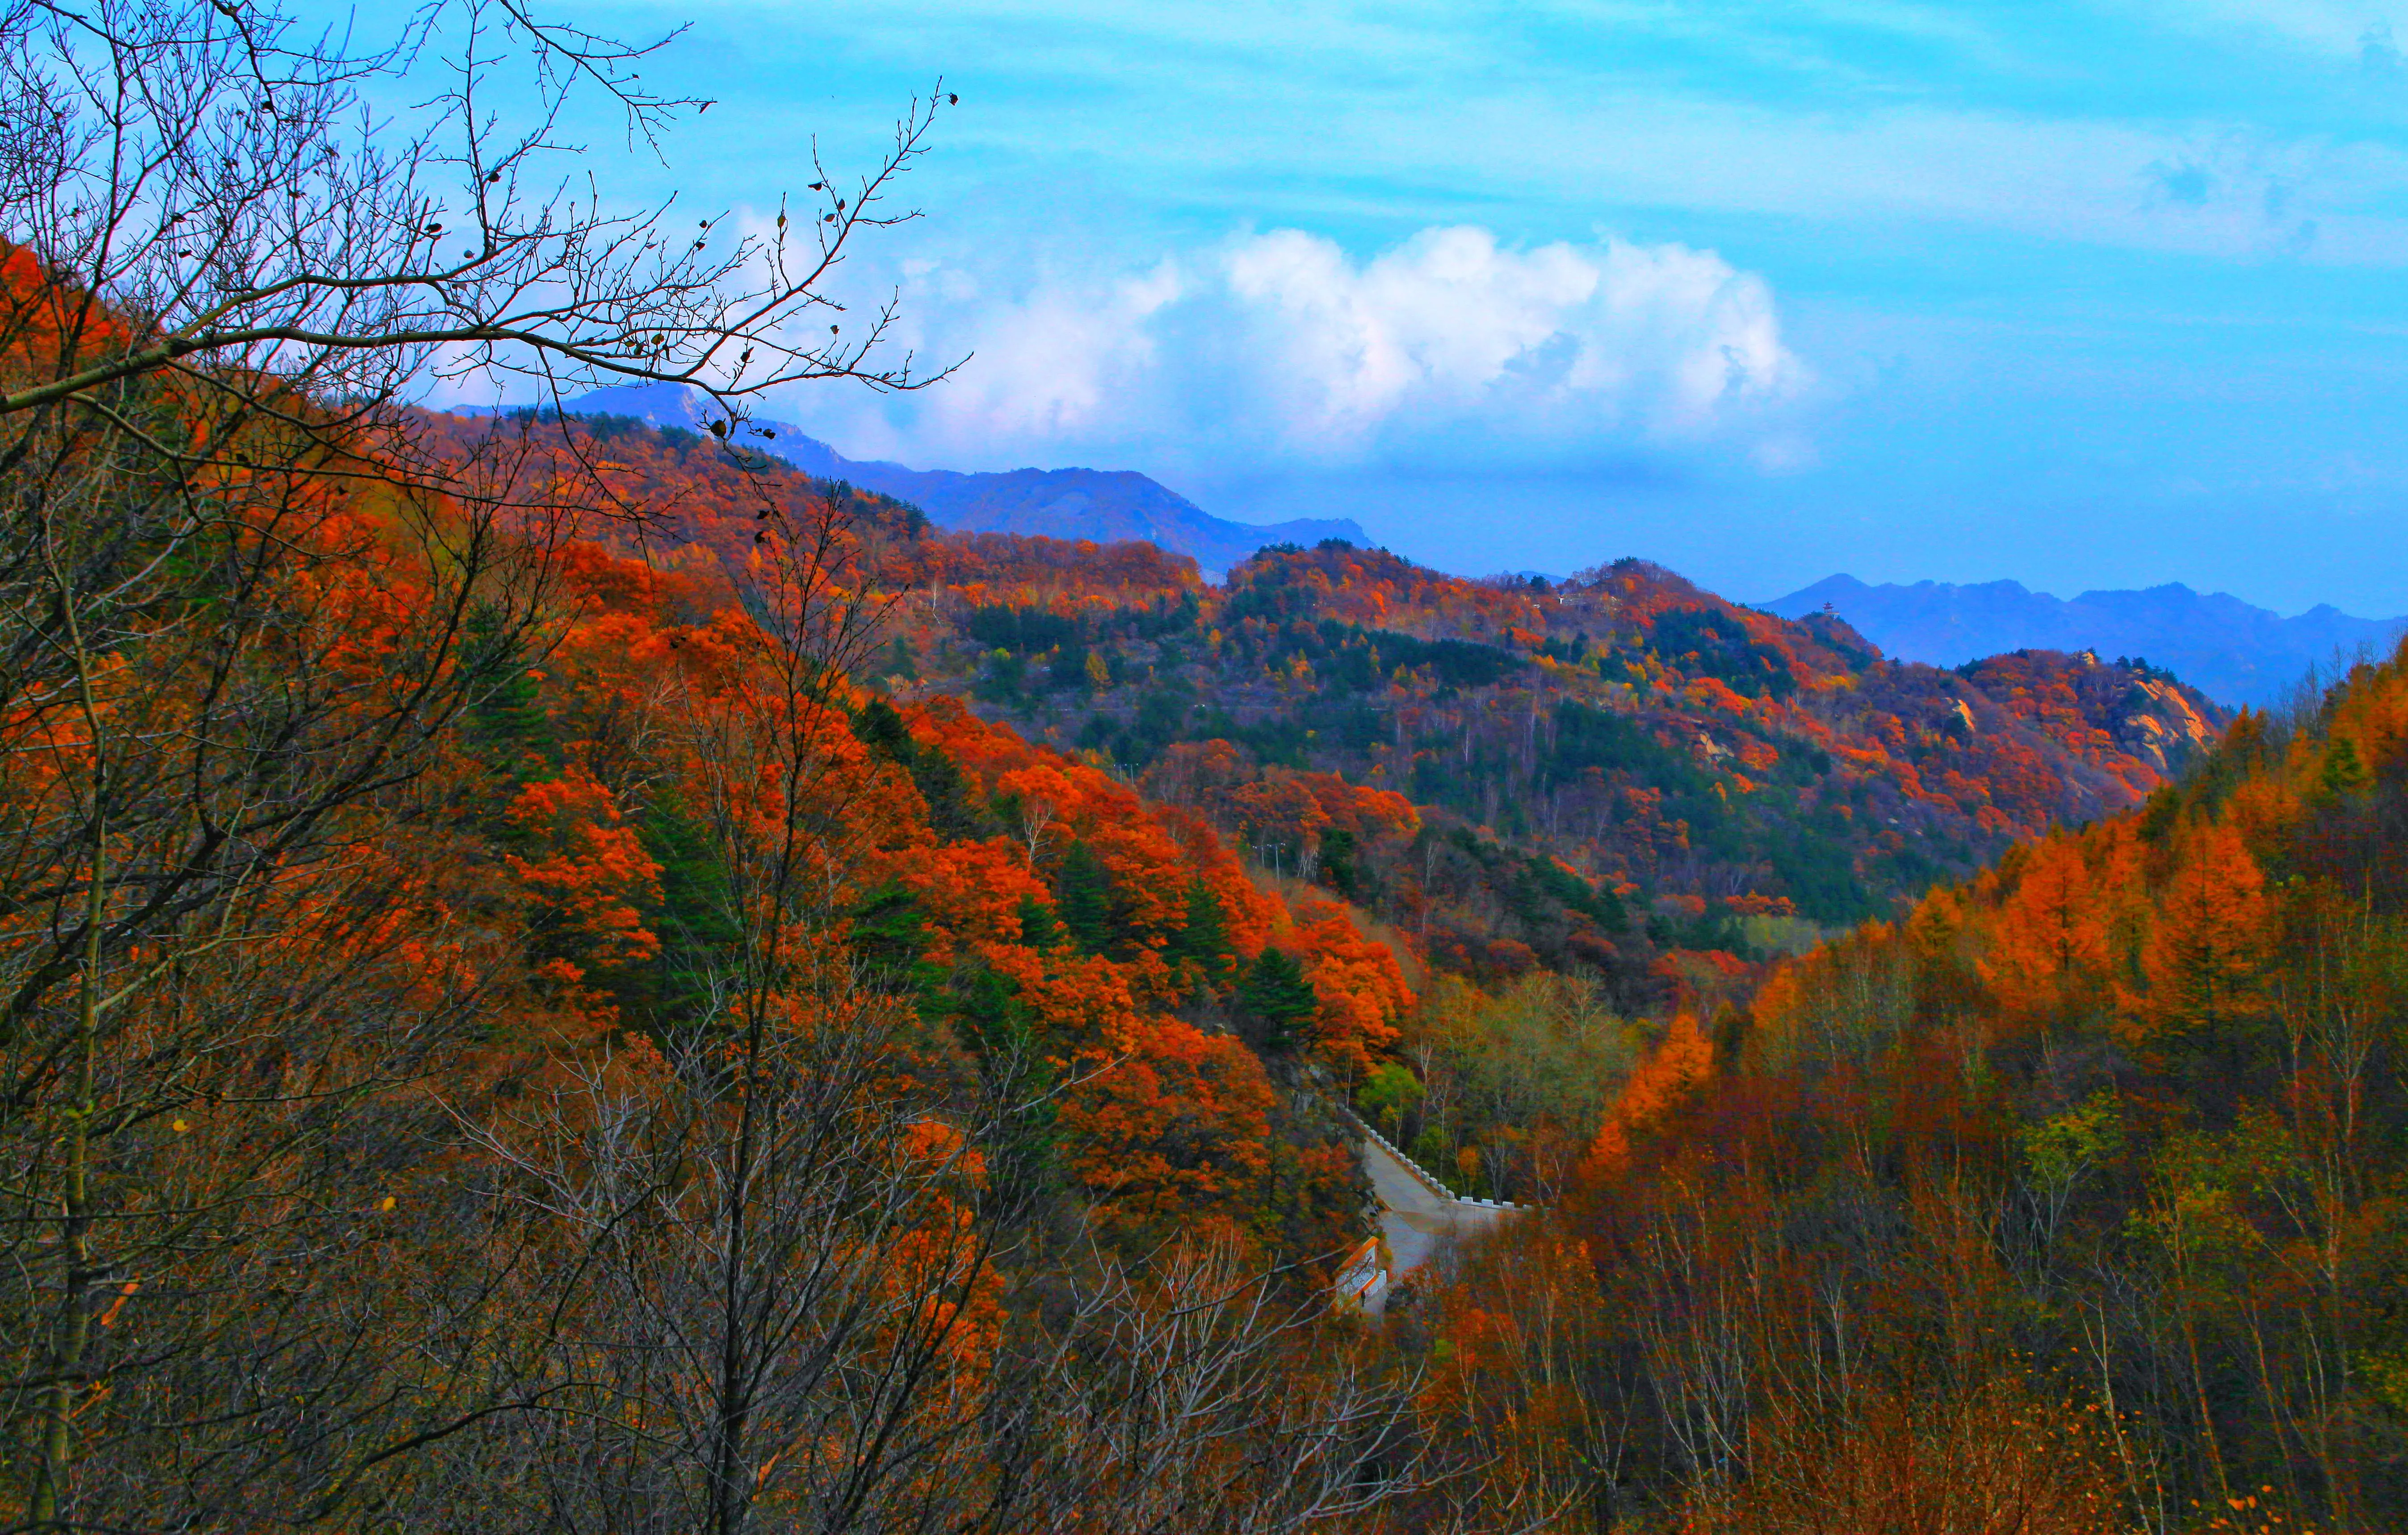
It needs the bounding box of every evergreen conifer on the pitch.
[1239,947,1318,1050]
[1017,893,1062,950]
[2322,734,2373,797]
[1317,826,1359,898]
[948,964,1058,1210]
[850,695,917,765]
[1053,841,1115,954]
[1166,877,1235,988]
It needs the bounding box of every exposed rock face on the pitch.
[2115,673,2221,775]
[1955,648,2225,787]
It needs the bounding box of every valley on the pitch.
[10,3,2408,1527]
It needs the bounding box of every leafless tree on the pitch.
[452,972,1007,1534]
[0,0,949,433]
[0,0,953,1526]
[0,6,1493,1531]
[0,392,601,1526]
[992,1237,1451,1535]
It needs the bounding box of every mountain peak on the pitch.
[534,379,718,430]
[549,385,1363,578]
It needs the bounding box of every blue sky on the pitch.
[450,2,2408,613]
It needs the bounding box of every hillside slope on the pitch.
[19,375,1444,1523]
[1770,571,2406,707]
[922,540,2222,972]
[1471,621,2408,1528]
[443,411,2226,1016]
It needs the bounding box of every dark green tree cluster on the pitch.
[1164,877,1236,992]
[1049,841,1116,954]
[852,695,993,839]
[1238,948,1317,1051]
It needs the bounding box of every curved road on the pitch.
[1359,1133,1515,1286]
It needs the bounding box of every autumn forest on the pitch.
[4,4,2407,1532]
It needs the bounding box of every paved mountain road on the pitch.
[1359,1132,1514,1284]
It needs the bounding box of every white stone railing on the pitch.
[1329,1099,1540,1213]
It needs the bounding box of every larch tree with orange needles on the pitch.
[1979,835,2111,1031]
[2132,822,2274,1048]
[1580,1011,1714,1182]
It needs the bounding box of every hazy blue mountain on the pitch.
[1766,574,2406,708]
[537,383,1364,577]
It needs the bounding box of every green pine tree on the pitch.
[912,745,992,840]
[634,792,744,1041]
[1317,826,1359,898]
[850,695,918,765]
[1016,893,1062,951]
[1239,947,1318,1051]
[847,880,929,990]
[948,964,1058,1214]
[461,605,560,782]
[851,697,991,839]
[2322,734,2373,797]
[1053,841,1115,954]
[1166,877,1235,989]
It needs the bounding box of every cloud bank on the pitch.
[792,226,1804,474]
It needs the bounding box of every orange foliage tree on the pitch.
[1977,835,2108,1030]
[2131,821,2272,1046]
[1287,893,1413,1077]
[1580,1010,1714,1179]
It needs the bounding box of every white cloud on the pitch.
[926,259,1183,441]
[798,225,1805,471]
[1223,226,1797,448]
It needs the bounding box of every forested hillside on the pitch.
[413,406,2248,1212]
[490,409,2222,988]
[0,2,1467,1522]
[12,320,2256,1525]
[8,4,2382,1529]
[1392,633,2408,1531]
[9,368,1477,1522]
[923,532,2221,919]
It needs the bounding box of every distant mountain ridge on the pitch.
[533,382,1363,576]
[1766,574,2408,709]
